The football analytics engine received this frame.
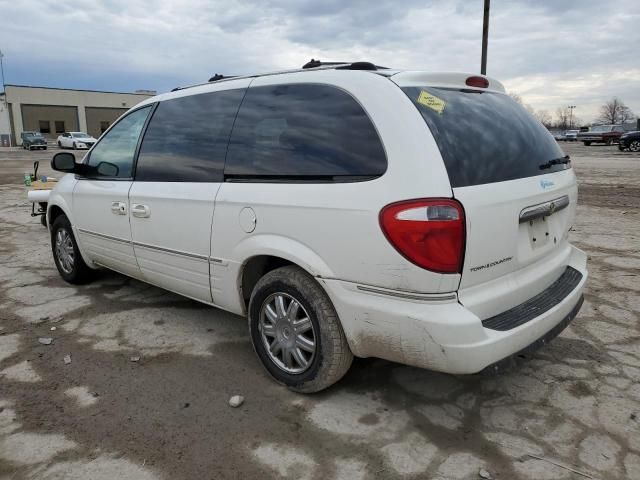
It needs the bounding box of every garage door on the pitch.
[21,105,79,140]
[85,107,128,139]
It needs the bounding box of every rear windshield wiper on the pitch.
[539,155,570,170]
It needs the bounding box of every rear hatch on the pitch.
[396,77,577,318]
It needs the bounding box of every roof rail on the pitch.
[302,59,386,71]
[208,73,236,82]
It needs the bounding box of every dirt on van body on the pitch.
[0,143,639,479]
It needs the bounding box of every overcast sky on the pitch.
[0,0,638,123]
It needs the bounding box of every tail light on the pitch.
[379,199,465,274]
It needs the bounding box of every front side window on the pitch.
[87,106,152,178]
[136,89,245,182]
[225,84,386,180]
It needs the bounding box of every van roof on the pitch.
[166,60,505,95]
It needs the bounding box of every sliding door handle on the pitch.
[131,204,151,218]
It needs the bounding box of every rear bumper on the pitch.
[480,295,583,374]
[322,245,587,374]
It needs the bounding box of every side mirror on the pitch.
[96,161,119,177]
[51,152,76,172]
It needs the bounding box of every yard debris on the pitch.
[479,468,492,479]
[229,395,244,408]
[38,337,53,345]
[50,326,57,331]
[130,356,141,362]
[526,454,593,479]
[63,354,72,365]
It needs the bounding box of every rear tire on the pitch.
[606,138,613,146]
[50,214,94,284]
[58,141,62,148]
[583,141,591,146]
[248,265,353,393]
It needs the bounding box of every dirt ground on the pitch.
[0,143,639,480]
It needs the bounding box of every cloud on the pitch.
[0,0,638,122]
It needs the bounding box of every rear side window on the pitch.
[136,89,245,182]
[225,84,386,181]
[403,87,568,188]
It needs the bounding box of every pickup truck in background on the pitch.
[577,125,625,146]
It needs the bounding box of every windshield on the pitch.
[26,133,43,138]
[402,87,569,188]
[73,133,90,138]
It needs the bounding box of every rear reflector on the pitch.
[380,199,465,274]
[465,76,489,88]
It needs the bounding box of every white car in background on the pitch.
[57,132,98,150]
[564,130,579,141]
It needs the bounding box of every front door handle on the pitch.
[111,201,127,215]
[131,204,151,218]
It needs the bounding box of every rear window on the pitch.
[403,87,569,188]
[225,84,386,181]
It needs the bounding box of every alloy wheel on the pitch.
[259,292,316,374]
[55,228,75,274]
[629,140,640,152]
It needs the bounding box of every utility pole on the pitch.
[481,0,490,75]
[0,50,6,106]
[568,105,576,129]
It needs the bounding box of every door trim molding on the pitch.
[79,229,210,262]
[132,241,209,262]
[78,228,131,244]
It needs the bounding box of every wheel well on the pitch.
[48,205,65,227]
[241,255,293,309]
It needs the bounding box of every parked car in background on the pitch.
[577,125,625,146]
[57,132,98,150]
[22,132,47,150]
[564,130,579,141]
[552,131,566,141]
[47,64,587,392]
[618,131,640,152]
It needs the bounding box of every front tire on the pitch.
[248,266,353,393]
[73,142,77,150]
[50,214,94,284]
[58,141,62,148]
[629,140,640,152]
[583,141,591,146]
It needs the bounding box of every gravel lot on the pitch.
[0,143,639,480]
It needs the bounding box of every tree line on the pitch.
[509,94,636,130]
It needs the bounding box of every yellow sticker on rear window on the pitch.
[417,90,446,114]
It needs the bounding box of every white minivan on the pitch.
[48,61,587,392]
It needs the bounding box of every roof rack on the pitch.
[168,60,389,95]
[208,73,236,82]
[302,59,386,71]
